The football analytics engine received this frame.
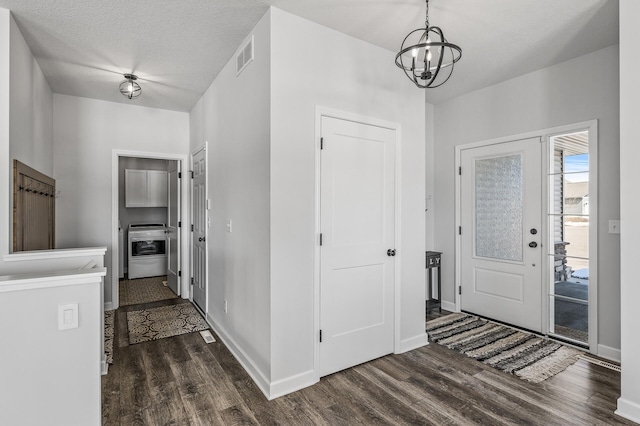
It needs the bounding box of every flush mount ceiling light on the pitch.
[119,73,141,100]
[395,0,462,89]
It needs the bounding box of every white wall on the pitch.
[425,102,435,250]
[0,9,54,274]
[433,45,620,350]
[270,7,426,387]
[617,0,640,421]
[53,95,189,305]
[0,272,103,426]
[0,9,11,265]
[189,10,272,382]
[9,14,53,177]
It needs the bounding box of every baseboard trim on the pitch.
[616,398,640,423]
[104,301,114,311]
[101,354,108,375]
[206,313,271,399]
[598,344,621,363]
[269,370,317,400]
[441,300,457,312]
[396,333,429,354]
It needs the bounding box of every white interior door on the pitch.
[460,137,543,332]
[320,116,396,377]
[166,161,180,295]
[191,148,207,313]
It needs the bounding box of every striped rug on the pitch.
[426,313,581,383]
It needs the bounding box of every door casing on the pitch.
[313,107,403,381]
[454,120,599,353]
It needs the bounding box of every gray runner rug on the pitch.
[426,313,581,383]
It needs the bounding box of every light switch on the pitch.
[609,220,620,234]
[58,303,78,330]
[226,219,232,233]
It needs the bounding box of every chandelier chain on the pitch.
[425,0,429,29]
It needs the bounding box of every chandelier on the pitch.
[395,0,462,89]
[119,74,142,100]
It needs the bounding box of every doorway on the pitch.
[455,121,598,351]
[318,114,397,377]
[110,150,189,310]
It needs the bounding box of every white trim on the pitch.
[396,333,429,354]
[441,300,457,313]
[314,106,402,381]
[454,120,598,354]
[206,312,271,399]
[269,370,317,400]
[104,301,114,311]
[111,149,189,310]
[0,268,106,292]
[4,247,106,262]
[189,142,208,313]
[101,354,108,376]
[616,398,640,424]
[597,344,621,363]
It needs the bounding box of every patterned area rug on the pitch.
[127,302,209,344]
[104,310,114,364]
[426,313,581,383]
[119,276,178,306]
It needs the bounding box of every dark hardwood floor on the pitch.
[103,301,634,425]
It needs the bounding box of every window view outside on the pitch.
[550,132,589,344]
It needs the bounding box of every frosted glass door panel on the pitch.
[475,154,523,262]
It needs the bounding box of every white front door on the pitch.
[166,161,181,295]
[460,137,543,332]
[191,147,207,313]
[320,116,396,377]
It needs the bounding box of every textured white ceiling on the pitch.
[0,0,619,111]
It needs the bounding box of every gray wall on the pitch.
[432,45,620,351]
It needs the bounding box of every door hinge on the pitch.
[319,330,323,342]
[191,224,194,232]
[178,221,181,228]
[178,172,182,179]
[320,137,324,150]
[319,233,323,246]
[178,271,182,277]
[459,286,462,295]
[191,277,194,285]
[458,226,462,235]
[191,171,194,179]
[459,166,462,175]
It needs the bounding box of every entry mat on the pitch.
[426,313,581,383]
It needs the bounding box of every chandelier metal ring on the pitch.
[395,1,462,89]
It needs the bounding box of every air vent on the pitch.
[236,35,254,76]
[200,330,216,344]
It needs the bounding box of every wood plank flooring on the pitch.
[103,301,635,425]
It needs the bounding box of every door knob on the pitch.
[199,237,205,242]
[528,241,537,248]
[387,249,396,257]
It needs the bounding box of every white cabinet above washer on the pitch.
[125,169,168,207]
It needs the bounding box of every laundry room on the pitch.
[118,156,179,306]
